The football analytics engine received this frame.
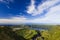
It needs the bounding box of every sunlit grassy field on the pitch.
[0,25,60,40]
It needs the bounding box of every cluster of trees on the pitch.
[0,25,60,40]
[0,27,27,40]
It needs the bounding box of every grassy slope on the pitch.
[0,25,60,40]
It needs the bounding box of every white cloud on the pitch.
[0,16,27,24]
[27,0,60,16]
[0,0,14,3]
[27,0,35,14]
[27,5,60,24]
[0,5,60,24]
[0,0,14,8]
[0,0,60,25]
[24,0,60,24]
[0,5,60,25]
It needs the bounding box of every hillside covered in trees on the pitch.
[0,25,60,40]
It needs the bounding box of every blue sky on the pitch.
[0,0,60,25]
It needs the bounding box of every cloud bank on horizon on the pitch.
[0,0,60,25]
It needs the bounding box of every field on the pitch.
[0,25,60,40]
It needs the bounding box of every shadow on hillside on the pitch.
[0,27,27,40]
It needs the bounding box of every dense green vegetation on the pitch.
[0,25,60,40]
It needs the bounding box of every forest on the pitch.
[0,25,60,40]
